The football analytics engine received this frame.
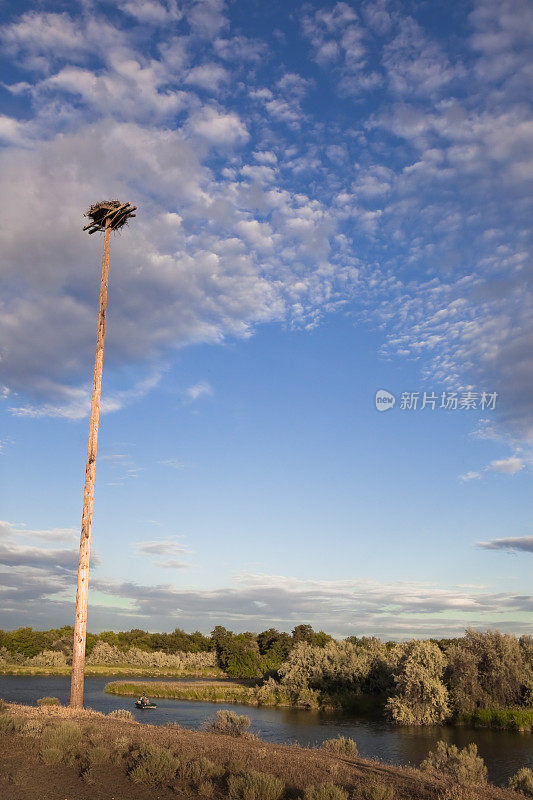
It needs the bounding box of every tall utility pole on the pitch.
[70,200,136,708]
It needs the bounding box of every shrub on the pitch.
[22,718,44,736]
[87,640,216,670]
[420,741,487,785]
[127,742,180,786]
[180,756,223,787]
[41,721,81,760]
[256,677,292,706]
[321,736,358,756]
[0,712,15,732]
[86,745,110,765]
[302,784,349,800]
[198,779,215,797]
[76,745,110,783]
[111,736,130,765]
[0,698,8,711]
[79,763,94,784]
[37,696,61,706]
[438,787,477,800]
[208,709,251,737]
[31,650,67,668]
[227,769,285,800]
[108,708,135,720]
[360,782,394,800]
[41,747,63,765]
[509,767,533,796]
[11,714,26,732]
[0,712,26,734]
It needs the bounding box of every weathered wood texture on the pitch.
[70,217,112,708]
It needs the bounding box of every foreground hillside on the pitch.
[0,701,525,800]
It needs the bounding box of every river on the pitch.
[1,675,531,787]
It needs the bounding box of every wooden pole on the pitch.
[70,217,112,708]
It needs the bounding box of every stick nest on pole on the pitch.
[83,199,136,235]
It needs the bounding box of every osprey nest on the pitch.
[83,200,136,234]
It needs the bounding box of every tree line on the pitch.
[1,624,532,724]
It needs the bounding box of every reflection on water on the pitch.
[1,675,531,787]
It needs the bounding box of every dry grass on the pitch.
[108,709,135,721]
[227,769,284,799]
[127,742,180,787]
[106,679,258,704]
[302,784,349,800]
[0,701,525,800]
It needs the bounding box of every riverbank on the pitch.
[456,707,533,733]
[105,680,533,731]
[105,679,385,714]
[0,701,522,800]
[0,665,225,678]
[106,679,271,705]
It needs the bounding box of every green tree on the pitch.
[445,629,532,715]
[292,625,332,647]
[385,640,449,725]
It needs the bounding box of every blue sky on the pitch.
[0,0,531,639]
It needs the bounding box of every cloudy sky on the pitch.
[0,0,531,639]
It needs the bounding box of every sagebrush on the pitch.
[302,783,349,800]
[321,736,358,756]
[208,709,252,737]
[420,741,487,785]
[509,767,533,796]
[227,769,285,800]
[127,742,180,786]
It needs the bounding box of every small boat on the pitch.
[135,701,157,709]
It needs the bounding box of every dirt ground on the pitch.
[0,703,522,800]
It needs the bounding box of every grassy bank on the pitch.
[0,700,524,800]
[105,680,269,706]
[456,707,533,732]
[0,664,225,678]
[105,680,379,711]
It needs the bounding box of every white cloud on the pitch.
[2,12,88,68]
[118,0,182,24]
[86,571,533,638]
[236,219,275,250]
[0,115,28,145]
[185,381,212,401]
[488,456,525,474]
[0,520,78,543]
[186,0,228,38]
[10,373,163,420]
[459,471,482,481]
[134,538,190,568]
[184,63,229,91]
[383,16,464,97]
[158,458,185,469]
[1,0,531,449]
[254,150,277,165]
[188,106,249,145]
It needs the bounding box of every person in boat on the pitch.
[139,693,149,706]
